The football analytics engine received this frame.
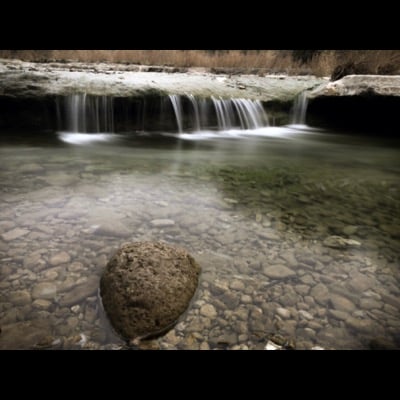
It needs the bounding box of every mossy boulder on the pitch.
[100,241,201,342]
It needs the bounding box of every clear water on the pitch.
[0,127,399,350]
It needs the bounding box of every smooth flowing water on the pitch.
[0,126,399,350]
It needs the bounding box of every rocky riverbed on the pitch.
[0,132,399,350]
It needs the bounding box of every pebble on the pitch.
[32,282,57,300]
[263,264,296,279]
[329,293,356,313]
[49,251,71,266]
[1,228,30,242]
[323,235,361,249]
[276,307,291,319]
[8,290,32,306]
[199,304,217,318]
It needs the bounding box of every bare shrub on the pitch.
[0,50,399,77]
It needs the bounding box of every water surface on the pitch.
[0,127,399,349]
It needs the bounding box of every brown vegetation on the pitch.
[0,50,399,77]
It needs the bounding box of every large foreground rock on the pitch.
[100,241,201,342]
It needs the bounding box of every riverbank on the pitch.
[0,58,325,102]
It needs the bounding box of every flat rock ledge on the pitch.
[100,241,201,342]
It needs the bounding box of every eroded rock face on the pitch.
[100,241,201,342]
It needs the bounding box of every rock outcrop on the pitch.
[306,75,400,133]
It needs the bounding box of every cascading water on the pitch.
[290,91,309,126]
[57,93,270,140]
[168,94,269,132]
[58,93,114,133]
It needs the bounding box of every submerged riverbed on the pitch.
[0,127,399,349]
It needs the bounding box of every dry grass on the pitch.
[1,50,399,77]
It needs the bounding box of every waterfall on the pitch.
[58,93,270,135]
[291,91,309,125]
[168,94,269,132]
[187,94,201,131]
[60,94,114,133]
[168,94,183,133]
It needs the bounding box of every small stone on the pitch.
[49,251,71,266]
[263,264,296,279]
[311,283,330,306]
[9,290,31,306]
[32,299,52,310]
[1,228,29,242]
[265,341,282,350]
[276,307,291,319]
[68,262,84,272]
[200,304,217,318]
[71,305,80,314]
[258,230,280,241]
[298,310,313,320]
[32,282,57,300]
[347,272,376,292]
[359,298,381,310]
[230,279,245,291]
[241,294,252,304]
[328,309,350,321]
[323,235,361,249]
[329,293,356,313]
[59,276,99,307]
[346,317,376,333]
[200,342,210,350]
[150,219,175,227]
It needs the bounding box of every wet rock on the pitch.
[32,299,52,310]
[328,309,350,321]
[276,307,291,319]
[263,264,296,279]
[9,290,31,306]
[100,241,200,341]
[49,251,71,266]
[281,252,298,268]
[241,294,252,303]
[32,282,57,300]
[210,332,238,348]
[200,304,217,318]
[23,252,46,270]
[295,284,310,296]
[311,283,330,306]
[94,221,131,238]
[346,317,377,333]
[298,310,313,320]
[359,298,381,310]
[220,291,240,309]
[323,235,361,249]
[258,230,280,241]
[380,293,400,310]
[1,228,30,242]
[0,320,52,350]
[58,276,99,307]
[329,293,356,313]
[347,271,376,292]
[230,279,245,291]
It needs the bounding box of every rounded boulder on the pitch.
[100,241,201,342]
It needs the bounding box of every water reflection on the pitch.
[0,128,399,349]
